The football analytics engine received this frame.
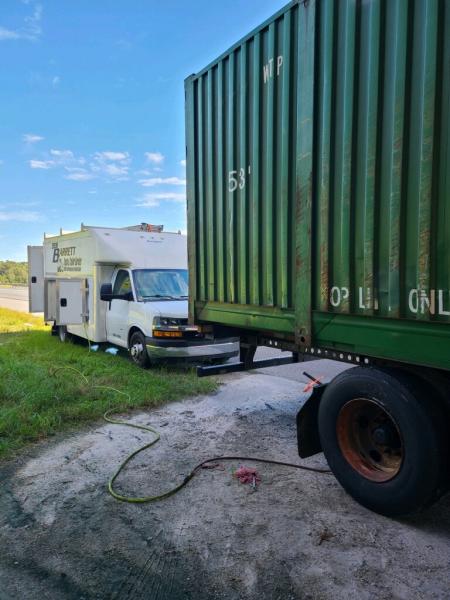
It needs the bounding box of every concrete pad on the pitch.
[1,363,449,599]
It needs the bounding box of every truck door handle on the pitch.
[60,298,67,307]
[31,276,37,283]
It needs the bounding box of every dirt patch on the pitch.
[1,366,449,599]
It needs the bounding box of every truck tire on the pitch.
[58,326,72,343]
[402,367,450,490]
[129,330,151,369]
[318,367,448,517]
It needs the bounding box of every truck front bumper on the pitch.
[145,337,239,362]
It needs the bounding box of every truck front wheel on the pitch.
[318,367,448,517]
[129,330,151,368]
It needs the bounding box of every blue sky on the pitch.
[0,0,285,261]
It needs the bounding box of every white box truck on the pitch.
[28,224,239,367]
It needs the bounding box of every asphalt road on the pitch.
[0,286,29,312]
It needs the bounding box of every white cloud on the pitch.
[94,151,129,161]
[0,210,42,222]
[29,159,54,169]
[139,177,186,187]
[28,148,90,178]
[27,146,132,182]
[0,3,42,42]
[137,192,186,208]
[64,169,95,181]
[0,28,20,41]
[29,71,61,90]
[180,159,187,167]
[24,3,42,38]
[103,163,128,177]
[65,173,94,181]
[23,133,44,144]
[50,149,74,159]
[145,152,164,165]
[91,151,130,180]
[50,149,86,168]
[0,200,39,208]
[91,162,128,178]
[137,197,159,208]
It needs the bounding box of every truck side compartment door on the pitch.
[27,245,44,313]
[105,269,132,348]
[45,279,57,321]
[56,279,86,325]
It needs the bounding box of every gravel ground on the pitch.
[1,360,449,600]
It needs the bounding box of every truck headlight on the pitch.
[152,316,199,338]
[153,316,187,328]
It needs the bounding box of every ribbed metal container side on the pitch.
[186,0,450,368]
[186,1,303,311]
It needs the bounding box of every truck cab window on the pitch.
[132,269,188,301]
[113,270,133,298]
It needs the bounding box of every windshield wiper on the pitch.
[142,294,177,300]
[141,294,188,301]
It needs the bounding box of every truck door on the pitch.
[27,245,44,313]
[56,279,86,325]
[106,269,133,347]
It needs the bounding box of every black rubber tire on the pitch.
[318,367,449,517]
[129,330,151,369]
[400,367,450,490]
[58,325,72,343]
[58,325,85,345]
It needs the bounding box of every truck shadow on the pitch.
[403,492,450,537]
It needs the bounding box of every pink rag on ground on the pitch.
[234,466,261,485]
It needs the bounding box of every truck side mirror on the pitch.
[100,283,113,301]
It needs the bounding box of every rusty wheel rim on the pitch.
[336,398,403,482]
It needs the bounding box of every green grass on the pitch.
[0,308,217,460]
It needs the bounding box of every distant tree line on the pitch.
[0,261,28,284]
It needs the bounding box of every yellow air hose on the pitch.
[53,360,331,505]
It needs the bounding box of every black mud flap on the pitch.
[296,383,327,458]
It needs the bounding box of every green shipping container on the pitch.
[185,0,450,372]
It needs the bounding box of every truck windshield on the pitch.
[132,269,188,301]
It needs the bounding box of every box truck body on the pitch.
[28,225,238,364]
[185,0,450,516]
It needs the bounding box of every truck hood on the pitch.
[143,299,188,319]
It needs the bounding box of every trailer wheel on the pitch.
[58,326,72,343]
[129,330,150,368]
[318,367,448,517]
